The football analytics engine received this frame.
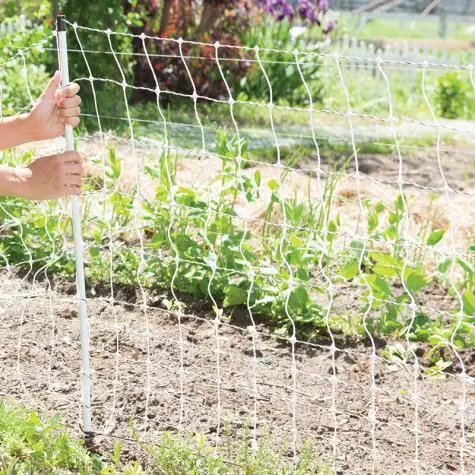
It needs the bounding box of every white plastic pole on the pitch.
[56,15,93,438]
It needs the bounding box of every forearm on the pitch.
[0,165,28,198]
[0,114,33,150]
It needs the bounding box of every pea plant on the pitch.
[0,129,473,354]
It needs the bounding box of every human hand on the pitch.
[27,71,81,142]
[12,151,84,200]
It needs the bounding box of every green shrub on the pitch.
[435,71,471,119]
[232,18,324,106]
[0,401,100,473]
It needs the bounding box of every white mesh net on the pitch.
[0,18,474,474]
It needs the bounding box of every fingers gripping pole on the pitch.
[56,15,93,440]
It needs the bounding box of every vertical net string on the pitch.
[255,45,299,459]
[421,61,468,474]
[379,56,421,475]
[141,34,186,431]
[214,41,260,451]
[294,50,338,469]
[176,37,223,440]
[334,52,378,474]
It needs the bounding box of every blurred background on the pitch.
[1,0,475,157]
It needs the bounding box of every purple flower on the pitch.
[323,19,336,34]
[298,0,318,23]
[318,0,329,13]
[259,0,333,27]
[259,0,295,22]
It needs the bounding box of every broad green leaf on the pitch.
[375,201,385,213]
[289,286,309,310]
[370,252,398,277]
[368,212,379,232]
[395,194,405,211]
[224,285,247,307]
[373,264,398,278]
[366,275,391,297]
[462,292,475,316]
[339,260,359,280]
[370,252,397,266]
[456,258,473,274]
[438,258,451,273]
[405,271,427,294]
[144,165,160,178]
[327,220,338,242]
[427,229,446,246]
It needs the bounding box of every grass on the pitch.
[0,401,333,474]
[336,13,475,41]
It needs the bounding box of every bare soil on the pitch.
[4,131,474,473]
[0,273,474,474]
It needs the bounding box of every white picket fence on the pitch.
[0,15,30,36]
[334,34,473,64]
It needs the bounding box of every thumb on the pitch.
[41,70,61,99]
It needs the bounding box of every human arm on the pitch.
[0,151,83,200]
[0,71,81,150]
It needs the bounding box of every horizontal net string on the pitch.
[72,76,475,139]
[41,46,461,74]
[2,193,471,264]
[2,271,471,388]
[0,35,54,69]
[11,233,460,322]
[64,21,475,72]
[78,114,475,159]
[72,132,475,198]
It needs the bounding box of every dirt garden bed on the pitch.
[0,272,474,474]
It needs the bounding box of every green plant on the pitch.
[435,72,471,120]
[0,401,101,473]
[234,18,324,106]
[0,401,333,474]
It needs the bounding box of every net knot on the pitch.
[177,37,184,44]
[214,40,220,48]
[228,97,235,106]
[72,22,78,29]
[105,28,112,35]
[139,32,146,40]
[191,92,198,102]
